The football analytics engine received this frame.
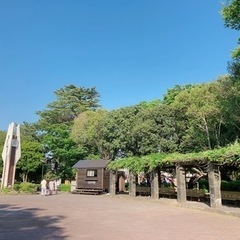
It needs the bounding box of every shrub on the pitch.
[1,187,14,194]
[13,182,38,193]
[161,182,172,188]
[59,184,71,192]
[199,179,209,191]
[13,183,21,192]
[221,180,240,191]
[1,182,38,194]
[198,179,240,191]
[221,180,229,191]
[228,180,240,191]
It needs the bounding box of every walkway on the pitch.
[0,193,240,240]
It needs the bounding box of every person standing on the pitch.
[41,179,47,196]
[49,180,54,195]
[54,179,58,194]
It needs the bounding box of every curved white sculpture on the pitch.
[1,123,21,189]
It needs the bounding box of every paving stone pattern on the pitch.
[0,193,240,240]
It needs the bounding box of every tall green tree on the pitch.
[71,109,108,158]
[170,83,225,151]
[15,122,44,182]
[222,0,240,31]
[17,141,44,182]
[222,0,240,58]
[221,1,240,137]
[95,103,178,159]
[215,75,240,141]
[20,122,42,142]
[37,84,100,126]
[41,123,87,180]
[168,77,240,152]
[222,0,240,79]
[227,59,240,80]
[163,84,193,105]
[96,105,149,159]
[132,104,178,155]
[36,85,101,180]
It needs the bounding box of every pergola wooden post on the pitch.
[176,164,186,203]
[208,162,222,207]
[109,170,117,195]
[129,171,137,197]
[150,168,159,199]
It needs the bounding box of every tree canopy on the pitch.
[36,85,100,126]
[222,0,240,79]
[35,85,101,181]
[222,0,240,59]
[222,0,240,31]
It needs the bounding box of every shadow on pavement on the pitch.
[0,204,67,239]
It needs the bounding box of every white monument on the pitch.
[1,123,21,189]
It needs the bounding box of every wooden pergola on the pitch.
[108,143,240,208]
[109,161,223,207]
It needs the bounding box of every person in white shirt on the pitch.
[41,179,47,196]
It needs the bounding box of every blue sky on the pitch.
[0,0,238,131]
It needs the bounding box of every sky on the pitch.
[0,0,239,131]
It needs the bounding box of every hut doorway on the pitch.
[117,170,128,194]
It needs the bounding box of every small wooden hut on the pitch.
[72,159,111,195]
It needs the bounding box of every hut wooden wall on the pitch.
[76,168,110,191]
[103,169,110,190]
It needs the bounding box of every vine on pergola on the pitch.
[107,142,240,174]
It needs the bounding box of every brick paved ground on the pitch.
[0,193,240,240]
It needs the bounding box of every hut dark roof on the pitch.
[73,159,111,169]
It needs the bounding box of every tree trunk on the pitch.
[215,119,222,147]
[22,173,28,182]
[201,116,211,149]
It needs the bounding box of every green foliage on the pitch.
[20,122,41,142]
[44,171,58,181]
[222,0,240,77]
[71,109,108,156]
[97,105,144,158]
[14,182,38,193]
[163,84,193,105]
[229,180,240,190]
[0,182,38,194]
[4,77,240,183]
[161,182,172,188]
[17,140,44,182]
[221,180,240,191]
[221,180,229,191]
[137,99,162,108]
[222,0,240,31]
[108,142,240,174]
[108,153,166,173]
[36,84,100,126]
[199,179,209,191]
[228,59,240,79]
[97,103,179,159]
[231,47,240,60]
[36,85,100,181]
[84,154,101,160]
[134,104,179,154]
[59,183,71,192]
[171,83,225,150]
[41,123,87,180]
[0,187,13,194]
